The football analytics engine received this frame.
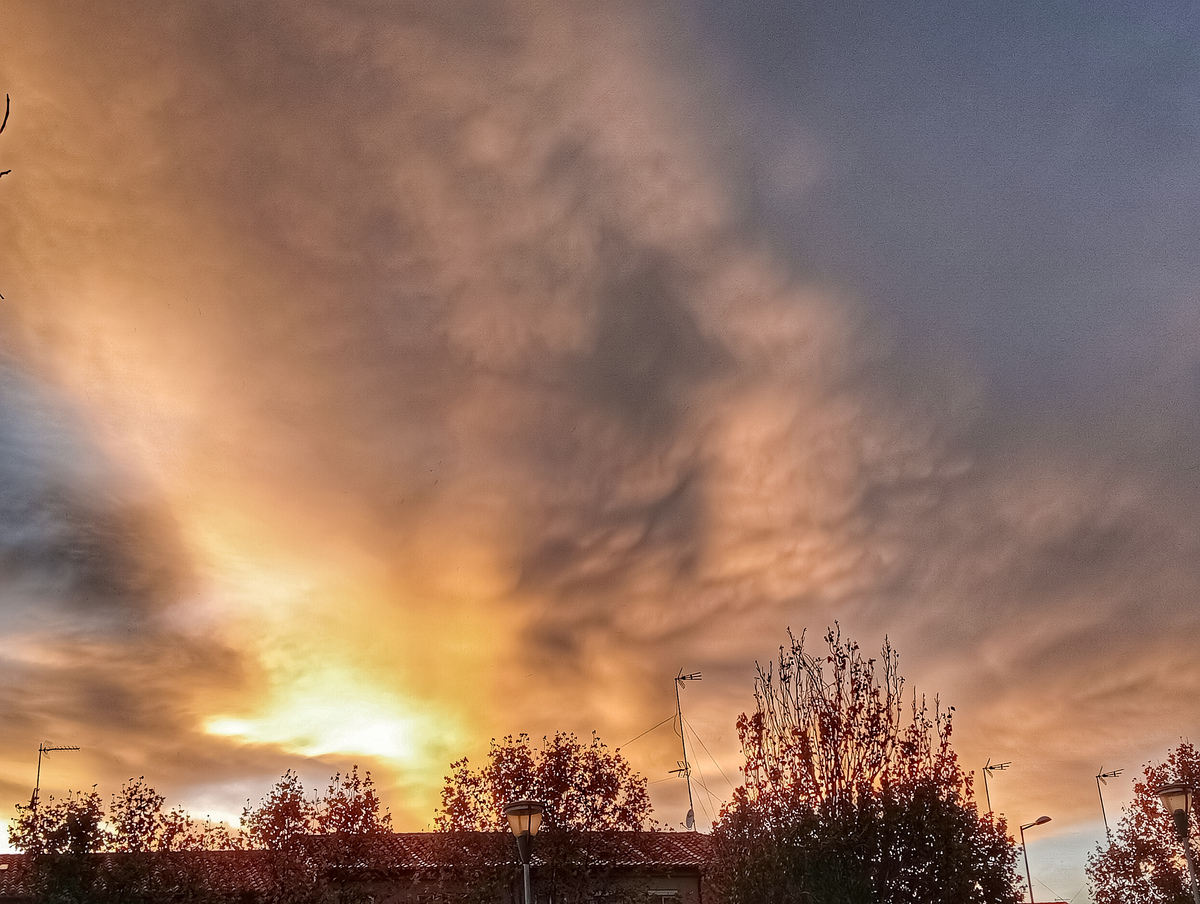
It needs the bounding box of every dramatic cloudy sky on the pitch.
[2,1,1198,899]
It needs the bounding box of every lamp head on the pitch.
[1157,783,1192,818]
[505,800,544,866]
[504,801,545,838]
[1156,783,1192,841]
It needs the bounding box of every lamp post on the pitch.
[1019,816,1051,903]
[1156,783,1200,904]
[505,800,544,904]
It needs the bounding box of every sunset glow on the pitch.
[1,2,1199,900]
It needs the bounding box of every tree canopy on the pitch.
[9,778,236,856]
[435,732,656,904]
[240,765,393,849]
[9,767,393,904]
[437,731,653,833]
[1088,740,1200,904]
[8,779,238,904]
[710,626,1022,904]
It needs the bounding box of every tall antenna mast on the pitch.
[673,669,701,830]
[1096,769,1123,836]
[982,758,1010,814]
[32,743,80,809]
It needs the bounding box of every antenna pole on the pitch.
[32,743,80,810]
[983,758,991,813]
[982,759,1010,816]
[1096,769,1122,837]
[674,669,701,829]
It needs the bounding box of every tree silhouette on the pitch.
[315,765,392,836]
[710,626,1021,904]
[437,731,652,832]
[8,779,236,903]
[9,787,108,855]
[436,732,655,904]
[1088,740,1200,904]
[241,770,315,852]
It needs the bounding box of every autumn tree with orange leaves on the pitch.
[1088,741,1200,904]
[437,731,652,833]
[435,732,655,904]
[710,626,1022,904]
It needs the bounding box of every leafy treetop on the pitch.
[710,626,1022,904]
[437,732,654,833]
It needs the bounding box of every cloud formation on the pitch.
[0,1,1196,864]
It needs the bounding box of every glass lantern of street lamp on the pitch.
[505,800,544,839]
[1159,784,1192,818]
[1157,784,1193,840]
[505,800,545,866]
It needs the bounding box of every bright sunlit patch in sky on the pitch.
[205,679,443,764]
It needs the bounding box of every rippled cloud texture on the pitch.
[0,0,1197,865]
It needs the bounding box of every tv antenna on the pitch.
[32,743,80,809]
[982,758,1010,814]
[673,669,701,829]
[1096,768,1123,836]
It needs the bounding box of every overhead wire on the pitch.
[681,723,724,819]
[620,714,675,750]
[682,715,736,792]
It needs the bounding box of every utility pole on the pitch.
[673,670,701,830]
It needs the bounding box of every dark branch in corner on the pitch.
[1,94,7,295]
[0,94,8,181]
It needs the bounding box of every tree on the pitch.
[8,779,237,904]
[9,788,109,856]
[108,776,240,853]
[315,766,392,836]
[241,770,316,852]
[240,765,394,846]
[1087,740,1200,904]
[709,626,1022,904]
[239,767,395,904]
[435,733,655,904]
[437,731,653,832]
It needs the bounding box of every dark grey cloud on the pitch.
[0,361,188,625]
[576,251,729,433]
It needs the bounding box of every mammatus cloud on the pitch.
[0,2,1196,867]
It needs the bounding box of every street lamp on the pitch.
[1019,816,1051,903]
[1156,783,1200,904]
[505,800,544,904]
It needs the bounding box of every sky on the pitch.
[1,1,1198,900]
